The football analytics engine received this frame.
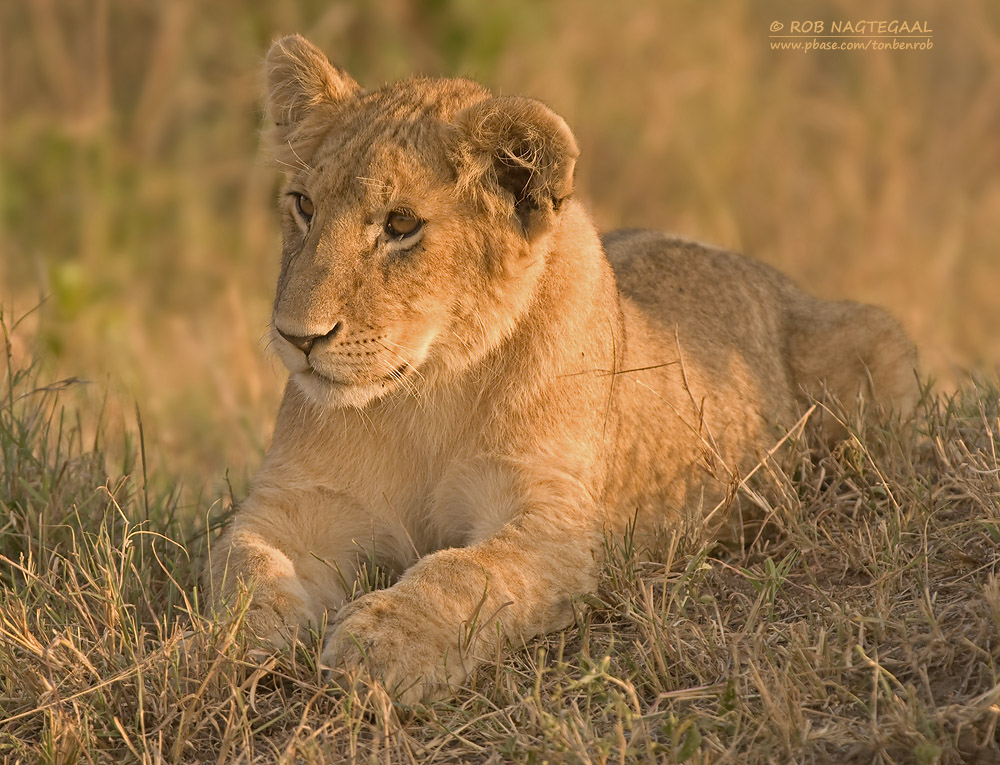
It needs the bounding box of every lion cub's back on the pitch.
[598,229,805,535]
[602,228,918,430]
[601,229,799,372]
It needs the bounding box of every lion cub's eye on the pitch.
[385,210,422,239]
[292,192,314,225]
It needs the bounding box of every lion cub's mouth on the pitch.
[302,363,411,388]
[293,361,418,409]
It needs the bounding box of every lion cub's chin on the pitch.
[291,370,395,410]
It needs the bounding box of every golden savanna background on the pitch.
[2,0,999,496]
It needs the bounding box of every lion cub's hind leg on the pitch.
[786,299,919,441]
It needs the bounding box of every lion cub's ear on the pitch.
[264,34,360,168]
[455,96,579,239]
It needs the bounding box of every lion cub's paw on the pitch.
[227,574,317,651]
[321,589,467,704]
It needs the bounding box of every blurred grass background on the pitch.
[1,0,998,498]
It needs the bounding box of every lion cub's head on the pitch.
[264,35,579,409]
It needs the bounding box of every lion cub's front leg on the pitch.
[205,488,359,647]
[206,526,319,645]
[322,485,602,703]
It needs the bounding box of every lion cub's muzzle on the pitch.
[276,321,344,355]
[271,313,421,395]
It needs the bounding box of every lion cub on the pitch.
[205,35,918,702]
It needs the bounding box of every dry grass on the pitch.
[3,312,1000,763]
[2,1,1000,762]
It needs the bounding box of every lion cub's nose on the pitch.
[277,322,343,355]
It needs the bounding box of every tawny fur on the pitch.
[205,34,919,703]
